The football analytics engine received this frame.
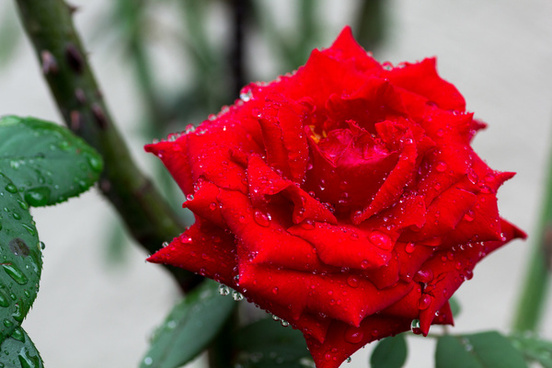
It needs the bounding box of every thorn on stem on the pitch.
[40,50,58,75]
[70,110,81,131]
[65,44,84,74]
[75,88,87,105]
[100,178,111,193]
[92,103,108,129]
[66,2,79,14]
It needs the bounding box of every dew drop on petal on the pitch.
[435,162,447,173]
[346,276,359,288]
[300,219,315,230]
[410,319,422,334]
[218,284,230,296]
[369,231,393,250]
[232,290,244,301]
[405,242,415,254]
[418,294,432,310]
[344,326,364,344]
[253,210,271,227]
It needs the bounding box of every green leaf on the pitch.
[510,333,552,367]
[370,334,407,368]
[436,331,528,368]
[233,318,312,368]
[0,115,103,207]
[0,173,42,342]
[0,326,43,368]
[140,280,236,368]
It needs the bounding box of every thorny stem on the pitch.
[14,0,202,292]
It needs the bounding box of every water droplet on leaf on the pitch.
[2,264,28,285]
[24,187,51,207]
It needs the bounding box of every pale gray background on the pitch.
[0,0,551,367]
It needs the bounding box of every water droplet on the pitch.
[347,276,360,288]
[4,183,17,194]
[272,287,279,295]
[253,210,271,227]
[346,356,352,363]
[3,319,13,328]
[369,231,393,250]
[280,320,290,327]
[21,224,36,236]
[209,202,217,211]
[405,242,415,254]
[436,129,444,137]
[240,87,253,102]
[415,269,434,283]
[87,155,103,172]
[344,326,364,344]
[18,200,29,210]
[218,284,230,296]
[24,187,51,207]
[232,290,244,301]
[11,327,25,342]
[410,319,422,334]
[143,357,153,366]
[12,213,21,220]
[186,194,194,201]
[463,209,475,222]
[435,162,447,173]
[2,264,28,285]
[299,220,315,230]
[0,290,9,308]
[419,294,432,310]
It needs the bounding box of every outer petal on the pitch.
[147,221,237,287]
[385,58,466,111]
[416,219,526,334]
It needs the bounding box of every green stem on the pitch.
[207,310,237,368]
[14,0,201,292]
[512,152,552,332]
[355,0,386,50]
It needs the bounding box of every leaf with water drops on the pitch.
[370,334,407,368]
[510,333,552,367]
[140,280,236,368]
[233,318,312,368]
[436,331,528,368]
[0,115,103,207]
[0,173,42,342]
[0,326,43,368]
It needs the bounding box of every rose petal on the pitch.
[147,221,237,287]
[385,58,466,111]
[288,222,392,270]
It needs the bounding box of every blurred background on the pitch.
[0,0,551,367]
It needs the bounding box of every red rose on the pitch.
[146,26,525,368]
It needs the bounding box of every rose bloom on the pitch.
[146,26,525,368]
